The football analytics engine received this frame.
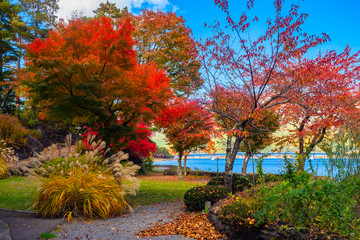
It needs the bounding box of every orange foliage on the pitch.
[21,16,172,138]
[137,212,224,240]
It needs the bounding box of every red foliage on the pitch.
[156,98,214,154]
[81,122,156,158]
[23,16,173,159]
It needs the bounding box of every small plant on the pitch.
[40,232,57,239]
[207,175,250,193]
[280,155,296,182]
[33,168,130,220]
[184,185,230,211]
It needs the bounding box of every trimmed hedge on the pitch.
[207,175,250,193]
[184,185,230,211]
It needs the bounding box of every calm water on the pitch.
[154,153,329,176]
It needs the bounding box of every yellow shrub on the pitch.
[33,168,130,220]
[0,158,9,179]
[0,114,40,146]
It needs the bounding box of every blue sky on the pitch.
[56,0,360,56]
[164,0,360,56]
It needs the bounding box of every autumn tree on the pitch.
[21,17,172,151]
[93,5,202,96]
[200,0,329,190]
[156,99,214,179]
[239,110,279,174]
[277,49,360,171]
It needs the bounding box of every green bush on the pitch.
[255,172,360,238]
[184,185,230,211]
[33,168,130,220]
[207,175,250,192]
[137,155,154,175]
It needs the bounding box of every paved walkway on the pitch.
[0,202,191,240]
[0,209,62,240]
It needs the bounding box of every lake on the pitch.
[153,153,329,176]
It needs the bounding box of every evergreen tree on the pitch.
[0,0,21,114]
[93,1,122,19]
[19,0,59,39]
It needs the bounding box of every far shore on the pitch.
[153,157,175,162]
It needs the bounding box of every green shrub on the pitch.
[207,175,250,192]
[137,155,154,175]
[33,168,130,220]
[255,172,360,238]
[184,185,230,211]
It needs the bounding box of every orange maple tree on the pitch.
[131,9,202,96]
[21,16,172,149]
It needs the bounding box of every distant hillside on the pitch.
[151,132,170,149]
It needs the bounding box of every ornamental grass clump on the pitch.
[33,168,128,219]
[0,157,9,179]
[31,135,140,219]
[0,140,19,176]
[184,185,230,211]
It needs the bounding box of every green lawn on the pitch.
[0,177,40,211]
[0,176,205,211]
[127,178,206,206]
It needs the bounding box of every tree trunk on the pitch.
[178,151,183,180]
[297,116,310,171]
[224,135,243,191]
[242,151,251,175]
[297,127,326,171]
[184,154,188,176]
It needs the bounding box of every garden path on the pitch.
[54,201,191,240]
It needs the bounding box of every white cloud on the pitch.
[56,0,172,20]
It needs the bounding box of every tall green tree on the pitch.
[93,1,122,19]
[19,0,59,39]
[0,0,21,114]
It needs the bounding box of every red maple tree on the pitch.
[199,0,330,189]
[277,48,360,170]
[21,16,172,154]
[156,98,214,179]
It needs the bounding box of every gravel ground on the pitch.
[54,201,192,240]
